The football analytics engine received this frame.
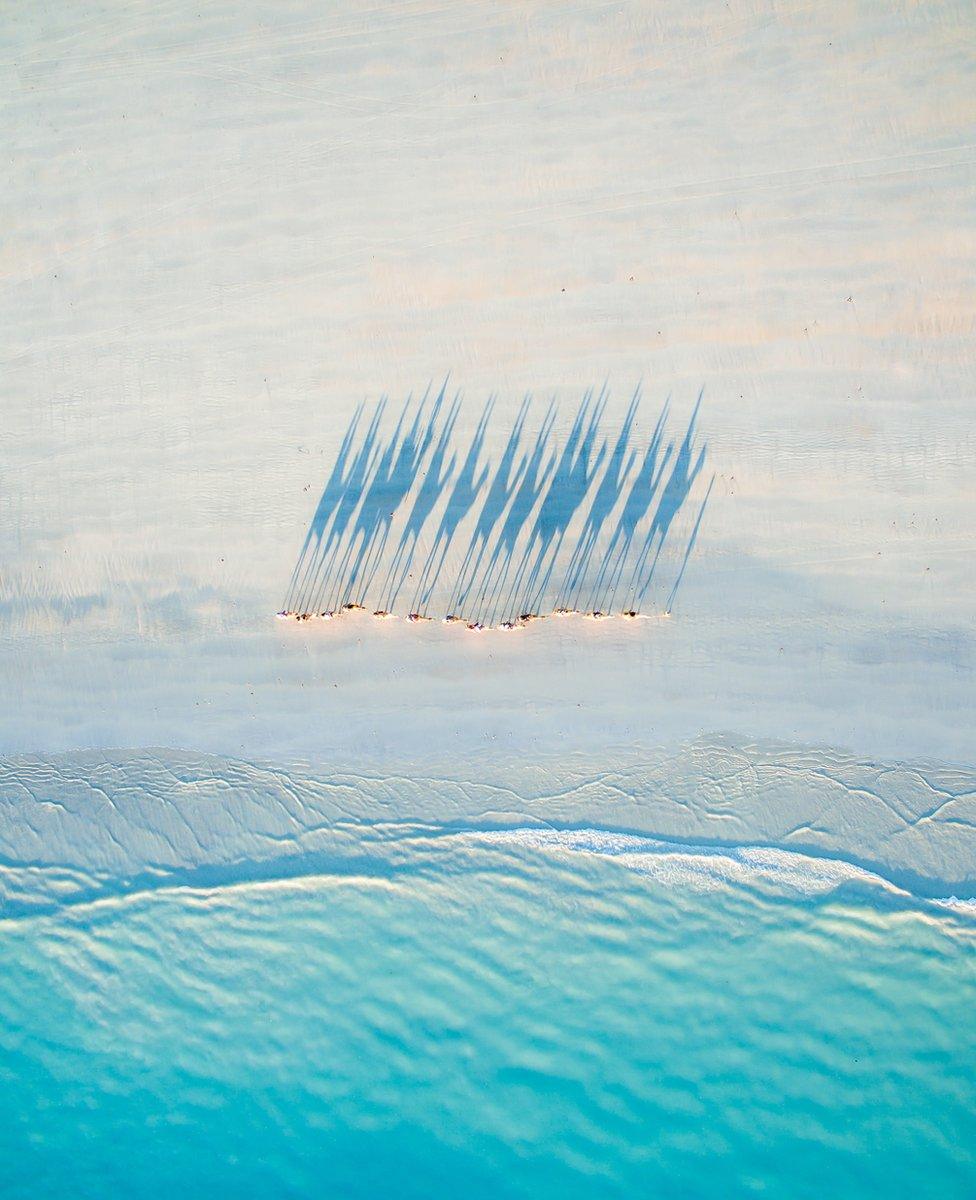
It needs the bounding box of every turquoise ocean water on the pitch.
[1,829,973,1198]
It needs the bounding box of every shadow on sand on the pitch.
[282,384,712,628]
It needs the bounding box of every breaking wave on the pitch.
[1,739,974,920]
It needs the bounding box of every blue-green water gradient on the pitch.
[1,834,973,1198]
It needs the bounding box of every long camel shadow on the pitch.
[559,387,641,612]
[338,385,440,610]
[299,400,387,615]
[284,402,363,612]
[666,473,715,613]
[382,390,461,612]
[283,384,711,623]
[448,397,530,617]
[412,397,494,613]
[628,390,707,610]
[474,400,557,626]
[511,388,607,618]
[596,398,674,614]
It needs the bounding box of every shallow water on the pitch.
[1,831,973,1199]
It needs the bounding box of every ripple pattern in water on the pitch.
[0,831,973,1198]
